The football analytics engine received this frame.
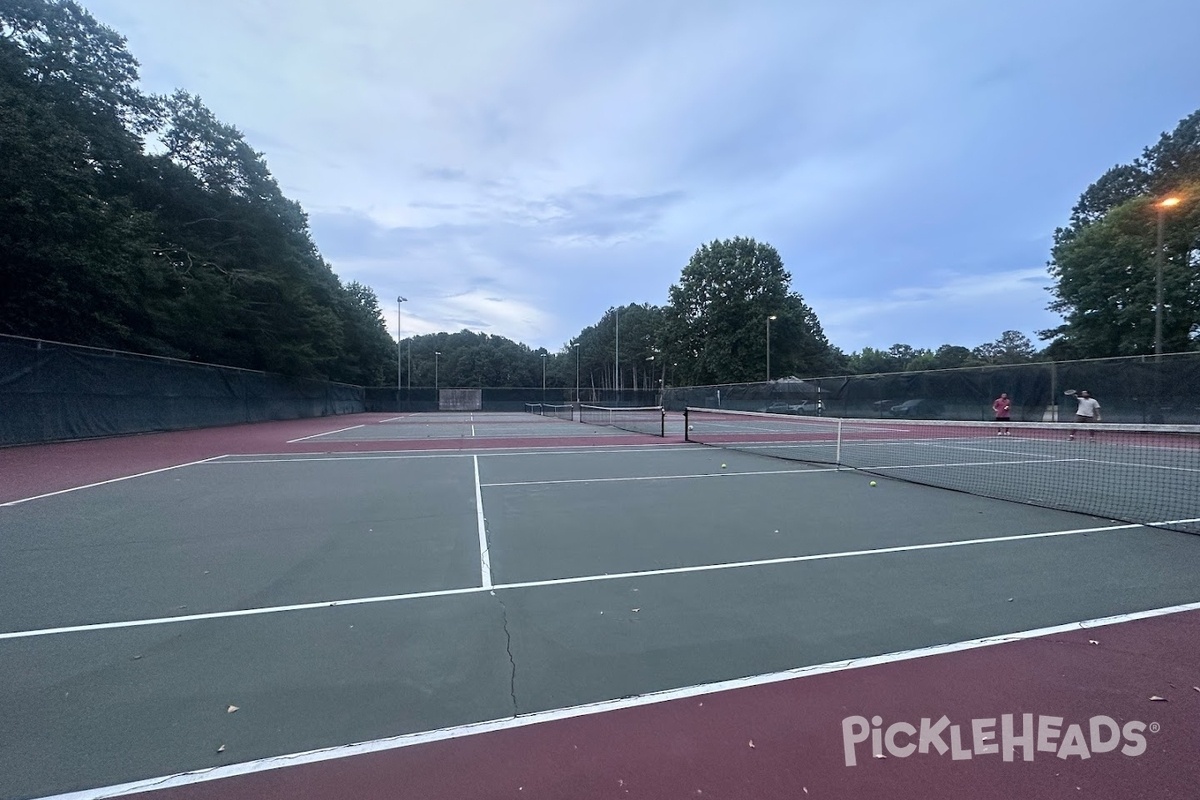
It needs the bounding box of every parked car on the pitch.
[888,399,945,418]
[765,400,822,415]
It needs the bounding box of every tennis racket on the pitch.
[1063,389,1077,397]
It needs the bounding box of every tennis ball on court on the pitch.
[721,463,727,469]
[870,481,877,487]
[688,425,694,431]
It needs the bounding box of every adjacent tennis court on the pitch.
[3,411,1200,799]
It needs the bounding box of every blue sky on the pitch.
[87,0,1199,354]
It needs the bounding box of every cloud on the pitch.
[85,0,1200,353]
[815,268,1060,351]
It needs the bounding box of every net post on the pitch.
[660,408,666,438]
[684,408,691,442]
[835,418,843,469]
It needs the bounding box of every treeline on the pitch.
[0,1,397,384]
[844,330,1040,375]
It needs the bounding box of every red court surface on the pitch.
[0,413,670,504]
[104,607,1200,799]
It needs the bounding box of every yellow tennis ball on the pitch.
[870,481,877,487]
[721,464,727,469]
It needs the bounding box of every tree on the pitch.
[846,347,898,374]
[931,345,973,369]
[1042,109,1200,357]
[1042,191,1199,356]
[663,237,837,384]
[0,0,400,384]
[971,331,1037,365]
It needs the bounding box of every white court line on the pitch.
[285,425,365,443]
[908,441,1066,459]
[1082,458,1200,475]
[865,457,1086,472]
[482,467,831,487]
[200,445,690,465]
[0,521,1145,641]
[31,598,1200,800]
[0,457,227,508]
[474,455,492,589]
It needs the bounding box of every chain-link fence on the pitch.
[1,335,365,446]
[365,387,663,413]
[664,352,1200,424]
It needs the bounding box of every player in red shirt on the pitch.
[992,393,1011,436]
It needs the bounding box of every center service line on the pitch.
[474,455,493,589]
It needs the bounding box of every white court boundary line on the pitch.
[1083,457,1200,475]
[481,467,831,487]
[0,521,1153,641]
[31,598,1200,800]
[0,445,699,506]
[0,457,227,508]
[473,455,492,589]
[285,425,364,443]
[216,443,683,460]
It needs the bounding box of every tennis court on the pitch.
[3,411,1200,799]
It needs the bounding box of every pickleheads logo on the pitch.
[842,714,1156,767]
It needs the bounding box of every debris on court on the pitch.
[217,744,225,753]
[227,704,239,713]
[1149,695,1166,701]
[1088,640,1099,645]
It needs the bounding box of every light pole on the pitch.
[1154,196,1181,356]
[398,296,408,412]
[645,355,655,391]
[434,351,441,391]
[766,315,777,381]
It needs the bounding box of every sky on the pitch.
[86,0,1200,354]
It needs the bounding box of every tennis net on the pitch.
[524,402,574,421]
[684,407,1200,534]
[580,404,666,437]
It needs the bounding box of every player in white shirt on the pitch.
[1069,390,1100,440]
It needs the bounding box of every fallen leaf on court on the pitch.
[874,753,886,759]
[131,654,142,660]
[748,740,756,748]
[631,608,640,613]
[217,744,225,753]
[1149,696,1166,701]
[1088,640,1099,645]
[1007,598,1014,602]
[1193,687,1200,692]
[227,705,239,713]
